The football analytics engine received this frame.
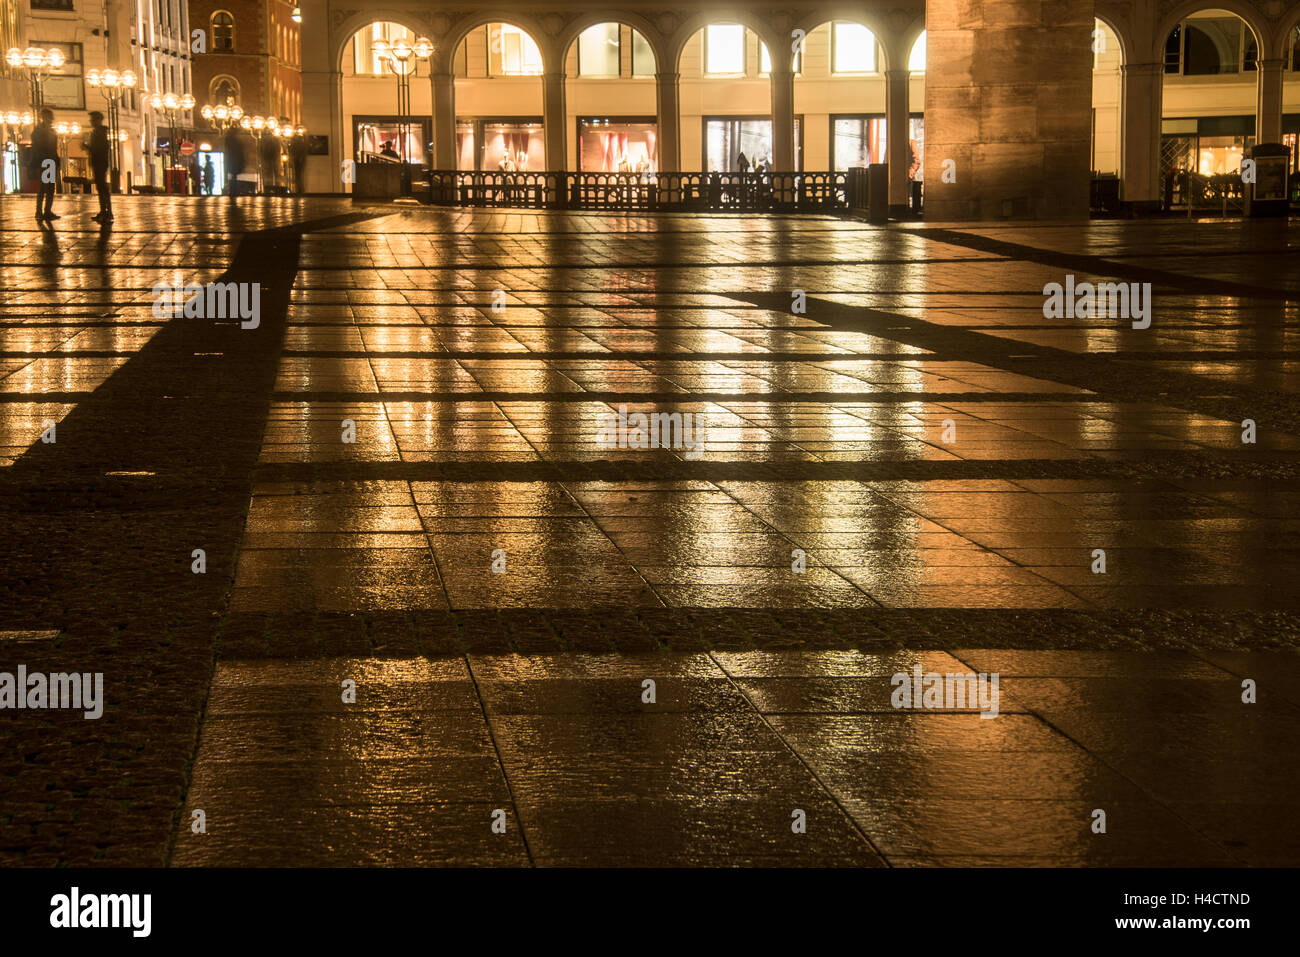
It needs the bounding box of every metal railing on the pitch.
[419,170,850,212]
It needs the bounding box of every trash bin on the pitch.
[867,163,889,223]
[165,167,188,195]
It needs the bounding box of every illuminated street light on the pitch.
[85,67,137,190]
[148,91,195,184]
[5,46,66,109]
[371,35,432,196]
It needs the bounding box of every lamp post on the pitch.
[85,68,137,191]
[54,120,80,189]
[148,91,194,190]
[5,46,65,110]
[2,110,33,192]
[371,35,432,196]
[200,99,244,132]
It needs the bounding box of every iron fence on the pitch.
[420,170,850,213]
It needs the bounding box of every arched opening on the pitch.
[1160,9,1260,207]
[209,75,240,108]
[452,23,545,171]
[340,21,433,177]
[678,22,779,171]
[1091,19,1123,178]
[211,11,235,53]
[784,21,886,174]
[563,23,658,172]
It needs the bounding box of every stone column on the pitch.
[655,71,680,170]
[770,68,795,169]
[300,70,342,192]
[299,0,340,192]
[1256,58,1284,145]
[430,71,456,170]
[542,71,566,171]
[1121,62,1163,213]
[924,0,1092,220]
[886,68,910,217]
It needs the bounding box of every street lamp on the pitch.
[148,90,194,186]
[2,110,33,193]
[200,99,244,131]
[371,35,432,195]
[54,120,80,187]
[5,46,65,110]
[85,67,137,191]
[240,113,284,192]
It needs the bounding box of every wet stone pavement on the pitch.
[0,196,1297,866]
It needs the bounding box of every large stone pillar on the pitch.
[655,71,680,170]
[924,0,1092,220]
[299,0,340,192]
[301,70,342,192]
[431,71,456,169]
[770,68,795,169]
[1121,62,1162,213]
[542,72,566,170]
[1256,58,1284,145]
[886,68,910,216]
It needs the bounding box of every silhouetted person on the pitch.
[290,133,307,194]
[259,133,280,192]
[29,108,59,222]
[223,125,245,200]
[380,141,398,160]
[200,155,214,195]
[87,110,112,224]
[736,151,750,173]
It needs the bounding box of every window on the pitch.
[1165,16,1257,75]
[30,0,75,10]
[833,22,877,73]
[632,29,655,76]
[705,24,745,75]
[578,23,620,77]
[704,116,802,171]
[211,11,234,52]
[490,24,542,76]
[1291,26,1300,71]
[36,41,83,110]
[209,75,239,107]
[353,22,416,75]
[908,32,926,72]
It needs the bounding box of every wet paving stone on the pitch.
[1,201,1298,865]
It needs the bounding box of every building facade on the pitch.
[188,0,302,122]
[1,0,192,190]
[300,0,1300,219]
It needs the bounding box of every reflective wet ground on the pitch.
[0,196,1297,865]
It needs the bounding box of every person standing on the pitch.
[289,133,307,195]
[29,109,59,222]
[87,110,112,224]
[223,124,245,200]
[200,155,213,195]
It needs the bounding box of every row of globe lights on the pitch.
[5,46,64,72]
[242,115,306,138]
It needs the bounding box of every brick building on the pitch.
[190,0,301,123]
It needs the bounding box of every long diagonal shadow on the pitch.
[0,208,390,865]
